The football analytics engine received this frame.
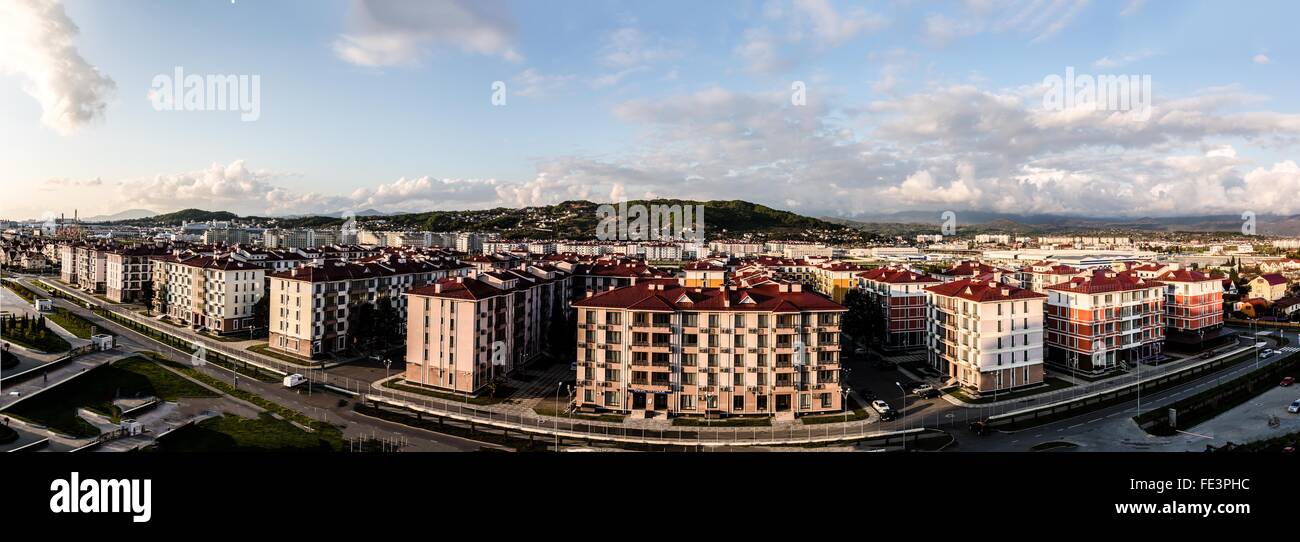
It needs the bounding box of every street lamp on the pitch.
[841,387,851,423]
[895,380,906,452]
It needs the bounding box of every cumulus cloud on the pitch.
[0,0,115,135]
[1253,53,1272,65]
[109,160,520,216]
[484,76,1300,218]
[333,0,521,67]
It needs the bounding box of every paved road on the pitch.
[837,329,1295,450]
[20,271,1296,451]
[8,274,493,452]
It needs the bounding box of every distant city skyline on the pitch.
[3,0,1300,221]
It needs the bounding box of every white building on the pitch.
[925,279,1047,393]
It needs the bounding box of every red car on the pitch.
[1282,377,1295,387]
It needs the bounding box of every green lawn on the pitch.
[2,356,217,438]
[2,279,39,304]
[46,307,114,339]
[1,314,71,353]
[152,413,336,452]
[139,352,341,448]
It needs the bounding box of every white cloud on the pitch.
[1120,0,1147,16]
[1253,53,1271,65]
[0,0,115,135]
[591,66,649,89]
[924,0,1091,46]
[734,0,888,73]
[1093,49,1157,68]
[598,25,684,68]
[512,68,574,97]
[333,0,521,67]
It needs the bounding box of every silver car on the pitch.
[1288,399,1300,414]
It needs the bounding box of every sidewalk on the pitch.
[935,339,1261,410]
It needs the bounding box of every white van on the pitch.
[283,374,307,388]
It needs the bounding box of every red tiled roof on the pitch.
[1156,269,1218,283]
[1045,270,1164,294]
[925,278,1045,302]
[573,281,844,313]
[1258,273,1288,286]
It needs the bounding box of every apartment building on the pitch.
[809,262,866,303]
[403,267,572,394]
[75,244,109,293]
[709,240,765,257]
[858,267,942,351]
[682,260,728,287]
[1016,261,1082,293]
[558,258,677,300]
[1248,273,1290,302]
[935,261,1003,283]
[571,280,846,418]
[150,253,266,334]
[925,279,1047,392]
[268,256,472,358]
[1157,269,1225,333]
[104,246,169,302]
[1044,270,1165,375]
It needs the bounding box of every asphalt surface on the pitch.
[5,273,491,452]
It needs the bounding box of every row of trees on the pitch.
[1,313,69,352]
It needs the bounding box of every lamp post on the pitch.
[895,380,906,452]
[841,387,851,424]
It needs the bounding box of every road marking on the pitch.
[1087,418,1103,424]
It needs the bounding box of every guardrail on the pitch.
[67,278,938,447]
[988,339,1294,430]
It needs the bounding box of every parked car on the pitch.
[878,409,899,421]
[1262,348,1275,358]
[1288,399,1300,414]
[912,384,940,399]
[283,373,308,388]
[853,346,868,356]
[870,399,892,415]
[1282,377,1295,387]
[968,421,988,435]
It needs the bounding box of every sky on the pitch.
[1,0,1299,221]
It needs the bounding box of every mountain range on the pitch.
[88,202,1300,238]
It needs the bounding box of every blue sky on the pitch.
[2,0,1299,221]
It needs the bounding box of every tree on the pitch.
[351,298,402,356]
[155,285,170,317]
[841,289,872,344]
[141,280,155,314]
[251,295,269,333]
